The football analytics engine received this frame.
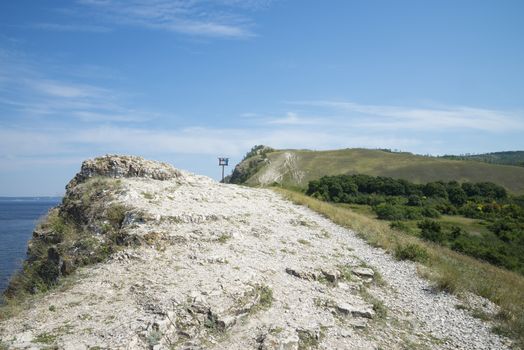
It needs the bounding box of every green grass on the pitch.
[274,188,524,347]
[33,332,57,344]
[335,202,491,240]
[242,148,524,194]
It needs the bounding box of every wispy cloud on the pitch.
[72,0,264,38]
[32,23,111,33]
[288,100,524,132]
[0,53,155,124]
[267,112,324,125]
[0,124,420,170]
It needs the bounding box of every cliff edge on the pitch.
[0,155,512,349]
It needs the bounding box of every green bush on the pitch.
[418,219,445,243]
[374,203,405,221]
[394,243,429,262]
[389,221,411,232]
[422,206,441,218]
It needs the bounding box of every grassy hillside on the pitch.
[235,148,524,195]
[441,151,524,167]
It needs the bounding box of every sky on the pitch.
[1,0,523,196]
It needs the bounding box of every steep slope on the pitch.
[0,155,512,349]
[231,148,524,194]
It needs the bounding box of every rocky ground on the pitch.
[0,156,514,349]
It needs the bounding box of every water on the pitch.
[0,197,61,293]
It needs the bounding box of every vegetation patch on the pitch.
[250,284,273,314]
[217,233,232,244]
[33,332,58,345]
[394,243,429,263]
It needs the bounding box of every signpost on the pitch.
[218,157,229,182]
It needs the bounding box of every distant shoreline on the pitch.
[0,197,62,201]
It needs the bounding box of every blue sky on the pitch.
[1,0,523,196]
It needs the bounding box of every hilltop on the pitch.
[0,155,514,349]
[228,147,524,195]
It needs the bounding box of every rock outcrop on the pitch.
[66,154,182,189]
[0,155,512,349]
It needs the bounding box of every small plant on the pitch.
[250,285,273,314]
[394,243,429,262]
[141,192,154,200]
[34,332,57,344]
[146,330,162,346]
[360,287,387,319]
[217,233,231,243]
[337,265,352,281]
[297,239,311,246]
[48,305,56,312]
[106,203,128,228]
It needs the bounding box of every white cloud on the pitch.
[32,23,111,33]
[27,79,107,98]
[267,112,324,125]
[0,124,421,170]
[74,0,260,38]
[0,54,154,124]
[290,100,524,132]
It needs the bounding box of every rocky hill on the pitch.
[0,155,513,349]
[228,147,524,195]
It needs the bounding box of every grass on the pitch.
[33,332,57,344]
[274,187,524,346]
[217,233,232,243]
[244,148,524,195]
[250,285,273,314]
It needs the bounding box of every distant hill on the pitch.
[440,151,524,167]
[229,147,524,195]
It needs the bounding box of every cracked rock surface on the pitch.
[0,156,512,349]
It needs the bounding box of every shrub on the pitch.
[418,219,445,243]
[394,243,429,262]
[389,221,410,232]
[407,195,423,206]
[106,204,128,229]
[422,206,441,218]
[374,203,405,221]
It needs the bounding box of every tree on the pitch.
[448,186,467,206]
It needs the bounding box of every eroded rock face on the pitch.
[66,154,182,190]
